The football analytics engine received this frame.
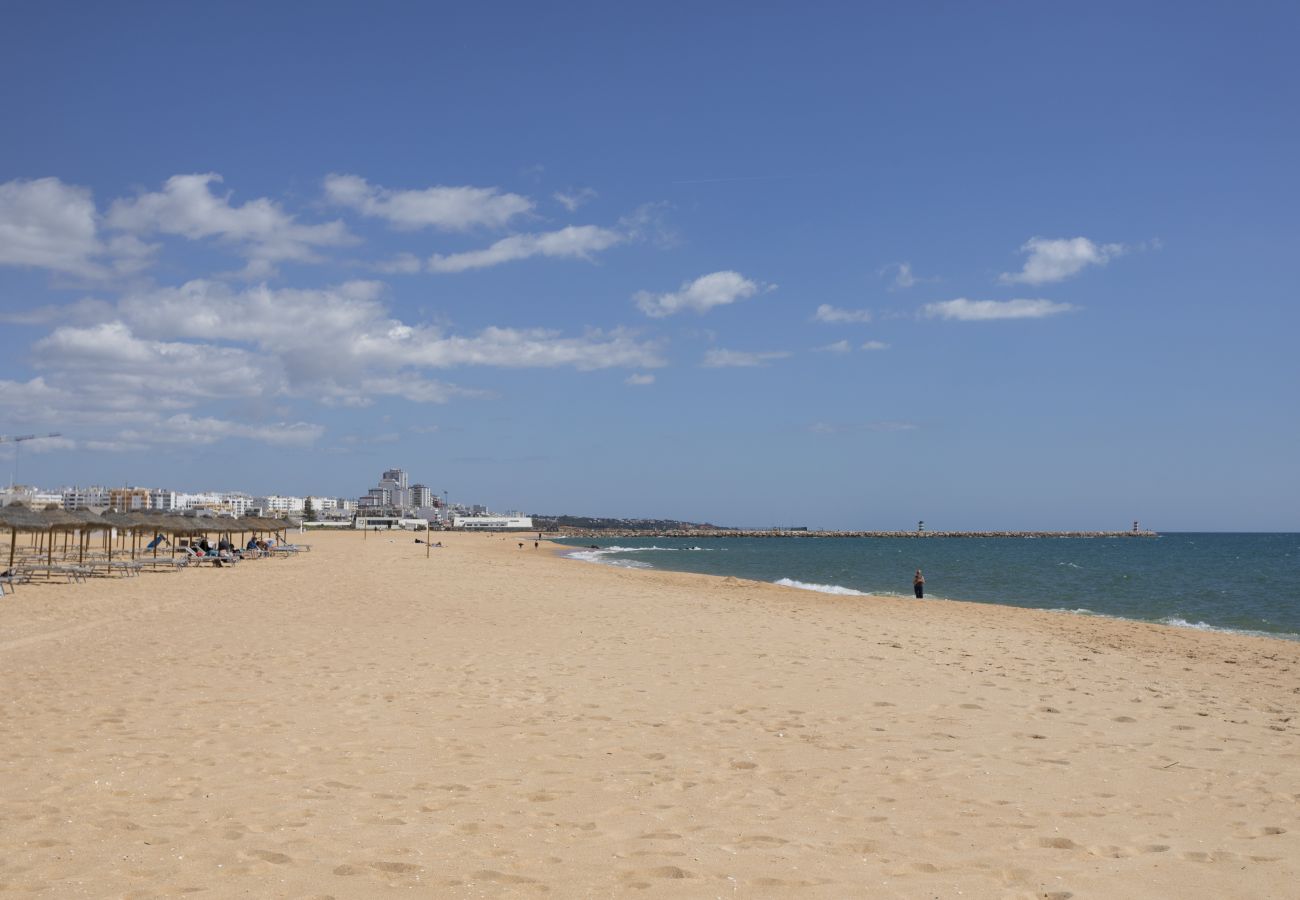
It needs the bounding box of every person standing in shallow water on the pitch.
[913,569,925,599]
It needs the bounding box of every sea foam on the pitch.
[773,577,867,596]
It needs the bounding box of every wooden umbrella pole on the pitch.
[426,520,431,558]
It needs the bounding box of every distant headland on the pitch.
[532,516,1158,539]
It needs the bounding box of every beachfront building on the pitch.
[0,486,64,508]
[410,484,434,509]
[172,491,254,516]
[357,468,420,516]
[258,495,306,515]
[380,469,411,510]
[62,486,110,510]
[149,489,178,511]
[108,487,151,510]
[452,515,533,530]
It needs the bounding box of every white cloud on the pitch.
[0,178,102,276]
[0,376,165,427]
[374,252,423,274]
[107,173,353,276]
[554,187,598,212]
[618,201,678,248]
[861,340,890,351]
[625,373,655,385]
[636,271,767,318]
[813,303,872,324]
[818,340,852,353]
[0,297,115,326]
[1000,236,1124,285]
[118,414,324,447]
[365,325,663,371]
[316,376,484,408]
[922,298,1076,321]
[84,440,150,453]
[324,173,533,231]
[701,348,791,368]
[812,421,917,435]
[31,321,278,403]
[111,280,665,376]
[428,225,622,273]
[0,177,156,278]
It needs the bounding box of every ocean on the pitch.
[556,533,1300,641]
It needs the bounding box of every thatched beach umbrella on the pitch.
[54,508,107,564]
[0,502,50,572]
[133,511,181,556]
[99,510,149,560]
[26,506,81,567]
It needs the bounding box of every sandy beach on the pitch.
[1,530,1296,898]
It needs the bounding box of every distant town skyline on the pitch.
[2,4,1297,531]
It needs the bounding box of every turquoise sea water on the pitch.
[557,534,1300,641]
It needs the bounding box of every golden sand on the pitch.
[1,530,1296,898]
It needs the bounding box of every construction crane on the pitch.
[0,433,62,489]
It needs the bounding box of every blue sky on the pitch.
[1,1,1297,530]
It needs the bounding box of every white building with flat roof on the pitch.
[452,515,533,530]
[63,486,109,510]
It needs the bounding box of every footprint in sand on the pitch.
[471,870,539,884]
[1037,836,1078,849]
[369,861,423,874]
[640,866,693,879]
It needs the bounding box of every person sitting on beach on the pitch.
[246,537,259,551]
[198,538,214,556]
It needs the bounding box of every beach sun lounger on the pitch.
[16,563,93,584]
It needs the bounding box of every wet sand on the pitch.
[1,530,1296,898]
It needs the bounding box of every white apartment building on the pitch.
[176,492,223,512]
[149,489,177,511]
[452,515,533,530]
[62,486,109,510]
[220,493,254,516]
[173,492,252,516]
[0,487,63,508]
[258,495,306,515]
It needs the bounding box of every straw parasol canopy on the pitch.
[57,508,109,563]
[0,503,52,571]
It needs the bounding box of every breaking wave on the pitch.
[773,578,867,596]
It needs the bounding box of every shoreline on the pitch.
[551,537,1300,646]
[547,529,1161,539]
[3,530,1297,897]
